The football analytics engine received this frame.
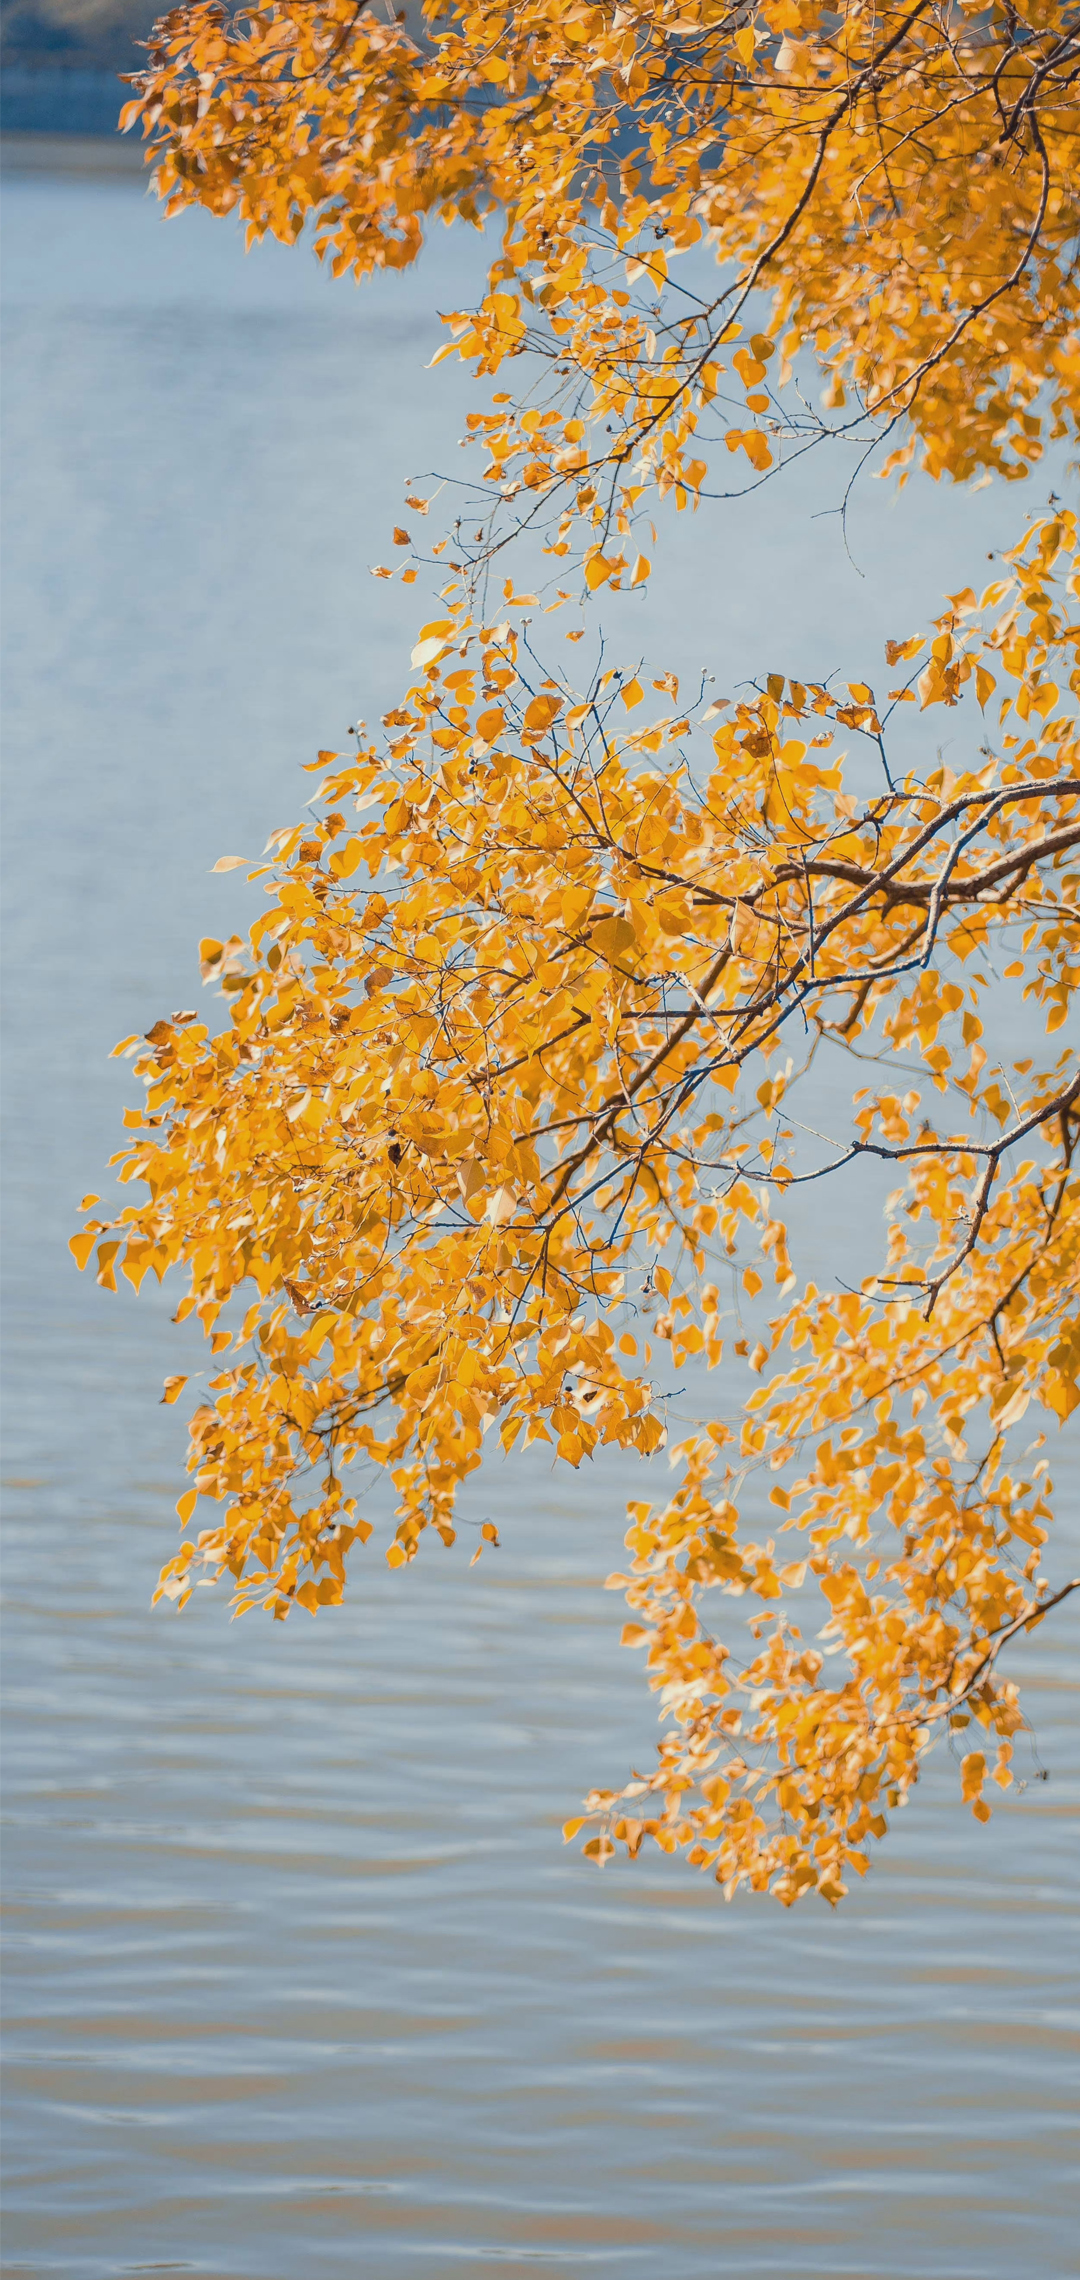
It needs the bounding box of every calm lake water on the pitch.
[1,163,1077,2280]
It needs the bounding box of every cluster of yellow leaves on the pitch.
[75,507,1079,1899]
[82,0,1080,1901]
[126,0,1080,583]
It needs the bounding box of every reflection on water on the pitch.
[2,169,1077,2279]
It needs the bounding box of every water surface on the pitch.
[2,168,1077,2280]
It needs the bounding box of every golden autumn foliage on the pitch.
[72,1,1079,1902]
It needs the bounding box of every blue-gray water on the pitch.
[0,72,131,137]
[1,166,1077,2279]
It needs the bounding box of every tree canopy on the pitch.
[74,0,1079,1903]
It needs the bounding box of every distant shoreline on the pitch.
[1,60,130,140]
[1,128,145,175]
[1,58,146,173]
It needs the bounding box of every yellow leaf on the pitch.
[328,838,363,879]
[457,1157,486,1203]
[1045,1372,1079,1420]
[161,1375,188,1405]
[585,553,616,590]
[523,692,563,735]
[484,1186,517,1225]
[993,1380,1030,1429]
[960,1751,986,1802]
[885,635,924,665]
[591,914,636,962]
[731,902,761,952]
[620,677,644,710]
